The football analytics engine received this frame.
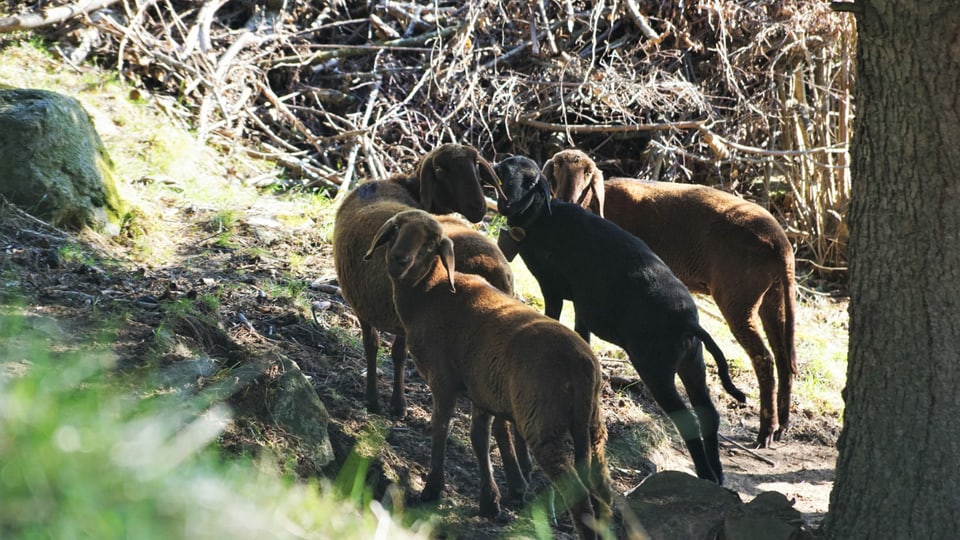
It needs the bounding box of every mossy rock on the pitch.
[0,88,126,234]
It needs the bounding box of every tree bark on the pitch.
[824,2,960,539]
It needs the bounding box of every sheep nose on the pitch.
[391,253,412,267]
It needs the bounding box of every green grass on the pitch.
[0,311,429,539]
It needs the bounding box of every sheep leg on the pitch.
[543,293,564,321]
[775,361,793,440]
[471,407,502,518]
[713,290,779,448]
[360,321,382,415]
[589,420,614,523]
[388,332,409,418]
[574,314,592,345]
[515,425,533,480]
[532,442,599,540]
[759,286,795,441]
[677,351,725,485]
[573,409,613,530]
[634,356,720,483]
[421,393,456,502]
[492,418,529,504]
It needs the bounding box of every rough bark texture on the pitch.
[824,2,960,538]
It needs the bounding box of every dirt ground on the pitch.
[0,178,843,537]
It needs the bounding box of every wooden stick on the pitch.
[623,0,661,42]
[0,0,121,33]
[516,112,705,134]
[719,433,778,467]
[268,26,458,67]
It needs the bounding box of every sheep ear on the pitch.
[418,154,437,211]
[364,217,398,260]
[478,156,508,202]
[539,176,553,215]
[590,166,605,218]
[541,159,556,194]
[439,237,456,292]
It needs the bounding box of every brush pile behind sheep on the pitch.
[364,209,613,540]
[495,155,746,485]
[543,148,796,448]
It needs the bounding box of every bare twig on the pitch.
[719,433,778,467]
[623,0,661,42]
[268,26,459,67]
[516,112,704,134]
[0,0,121,33]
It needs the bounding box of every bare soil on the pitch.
[0,182,843,538]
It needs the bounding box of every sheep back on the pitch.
[395,271,602,448]
[335,181,514,334]
[334,182,418,333]
[436,215,514,295]
[603,179,795,294]
[515,200,699,344]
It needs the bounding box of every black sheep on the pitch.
[494,155,746,484]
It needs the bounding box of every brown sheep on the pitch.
[364,209,613,539]
[334,143,506,416]
[332,144,530,501]
[543,148,797,448]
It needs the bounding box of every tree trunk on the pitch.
[823,3,960,539]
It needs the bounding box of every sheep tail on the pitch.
[696,326,747,403]
[781,272,798,375]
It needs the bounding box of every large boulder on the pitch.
[620,471,811,540]
[0,88,125,234]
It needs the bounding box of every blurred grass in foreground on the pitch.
[0,311,428,540]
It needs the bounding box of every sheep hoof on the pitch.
[754,432,774,449]
[389,404,407,419]
[479,500,503,519]
[504,490,527,509]
[420,484,443,503]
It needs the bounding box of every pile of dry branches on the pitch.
[0,0,854,281]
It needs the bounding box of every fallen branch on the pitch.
[516,111,705,134]
[267,26,459,68]
[0,0,121,33]
[623,0,662,42]
[719,433,778,467]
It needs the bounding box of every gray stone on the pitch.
[0,88,125,233]
[266,355,335,471]
[620,471,811,540]
[723,491,807,540]
[620,471,742,539]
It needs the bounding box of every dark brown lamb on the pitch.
[332,143,532,501]
[543,148,797,448]
[364,209,613,540]
[333,143,507,416]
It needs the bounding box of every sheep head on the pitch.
[494,155,552,220]
[416,144,506,223]
[364,209,456,292]
[542,149,605,218]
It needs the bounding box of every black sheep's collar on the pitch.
[497,196,548,261]
[503,195,547,242]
